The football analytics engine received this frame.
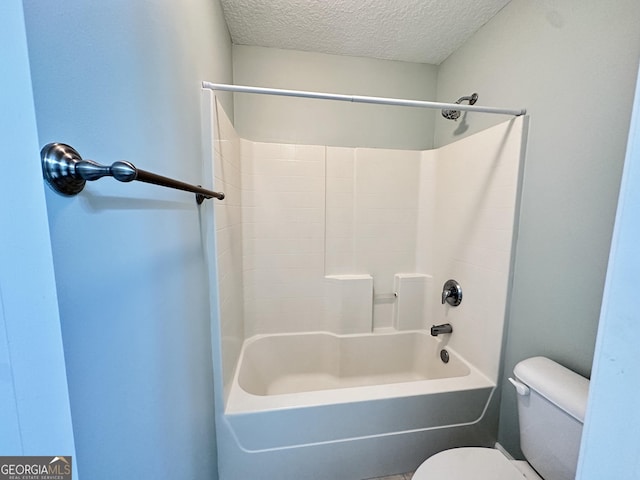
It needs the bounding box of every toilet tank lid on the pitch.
[514,356,589,423]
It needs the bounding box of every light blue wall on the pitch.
[435,0,640,456]
[232,45,438,150]
[0,0,76,468]
[22,1,232,478]
[577,64,640,480]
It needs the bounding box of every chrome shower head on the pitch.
[442,93,478,121]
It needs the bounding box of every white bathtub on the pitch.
[238,331,471,395]
[218,331,496,479]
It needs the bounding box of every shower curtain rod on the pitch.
[203,82,526,117]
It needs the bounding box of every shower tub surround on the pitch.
[200,89,528,479]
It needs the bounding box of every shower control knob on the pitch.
[441,279,462,306]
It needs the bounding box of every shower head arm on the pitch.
[442,92,479,120]
[455,93,478,105]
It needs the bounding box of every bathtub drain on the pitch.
[440,349,450,364]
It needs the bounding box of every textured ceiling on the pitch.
[220,0,513,65]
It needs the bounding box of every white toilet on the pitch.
[413,356,589,480]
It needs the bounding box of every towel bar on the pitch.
[41,143,224,204]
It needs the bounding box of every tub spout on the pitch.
[431,323,453,336]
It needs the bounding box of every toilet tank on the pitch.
[512,357,589,480]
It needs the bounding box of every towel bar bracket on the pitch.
[40,143,224,203]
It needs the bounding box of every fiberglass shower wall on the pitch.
[422,120,527,381]
[202,90,527,400]
[240,143,425,335]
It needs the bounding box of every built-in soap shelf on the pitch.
[324,273,433,334]
[393,274,433,330]
[324,275,373,334]
[373,292,398,302]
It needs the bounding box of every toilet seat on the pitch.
[412,447,534,480]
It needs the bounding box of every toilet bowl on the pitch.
[412,357,589,480]
[412,447,542,479]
